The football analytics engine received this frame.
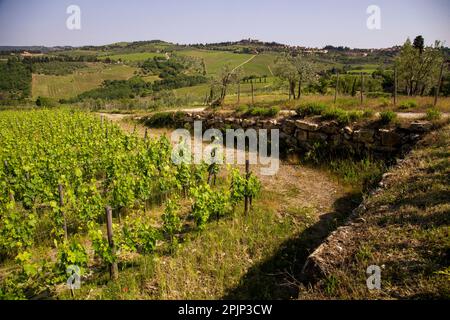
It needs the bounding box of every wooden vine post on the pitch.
[58,184,68,241]
[334,72,340,104]
[237,81,241,105]
[105,206,119,280]
[244,160,250,215]
[394,66,398,107]
[360,72,364,106]
[4,160,14,202]
[251,80,255,105]
[434,61,445,107]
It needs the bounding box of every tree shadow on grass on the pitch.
[222,193,360,300]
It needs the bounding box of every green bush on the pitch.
[425,108,442,121]
[247,106,280,117]
[347,110,365,122]
[399,100,418,110]
[236,105,280,118]
[143,111,185,127]
[330,157,386,192]
[322,107,365,125]
[235,104,249,114]
[296,102,328,117]
[36,96,59,107]
[378,97,390,107]
[379,111,397,124]
[362,109,375,118]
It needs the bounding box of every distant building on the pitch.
[20,51,43,57]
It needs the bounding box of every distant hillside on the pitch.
[0,46,70,53]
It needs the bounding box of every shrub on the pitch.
[237,105,280,118]
[347,110,365,122]
[425,108,442,121]
[36,96,59,107]
[235,104,249,114]
[322,107,364,125]
[378,97,390,107]
[379,111,397,124]
[143,111,185,127]
[399,100,418,110]
[247,106,280,117]
[330,157,386,192]
[296,102,328,117]
[362,109,375,118]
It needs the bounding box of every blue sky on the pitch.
[0,0,449,48]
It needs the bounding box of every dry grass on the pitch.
[300,125,450,299]
[222,94,450,114]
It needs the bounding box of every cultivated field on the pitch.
[98,52,165,62]
[177,49,257,75]
[32,63,138,99]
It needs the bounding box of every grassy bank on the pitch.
[300,125,450,299]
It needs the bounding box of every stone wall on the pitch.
[142,111,435,159]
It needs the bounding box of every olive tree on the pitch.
[209,65,241,106]
[273,56,297,100]
[290,55,316,100]
[396,36,444,96]
[274,54,316,100]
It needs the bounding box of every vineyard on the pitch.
[0,109,261,299]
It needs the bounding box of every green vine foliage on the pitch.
[190,184,231,229]
[230,169,247,207]
[162,197,182,240]
[175,163,192,194]
[55,239,89,277]
[230,168,261,207]
[88,222,116,265]
[119,216,160,254]
[190,184,213,229]
[0,109,263,298]
[0,251,54,300]
[0,201,37,258]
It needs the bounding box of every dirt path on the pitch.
[232,55,256,72]
[100,112,359,299]
[99,112,348,218]
[392,112,449,119]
